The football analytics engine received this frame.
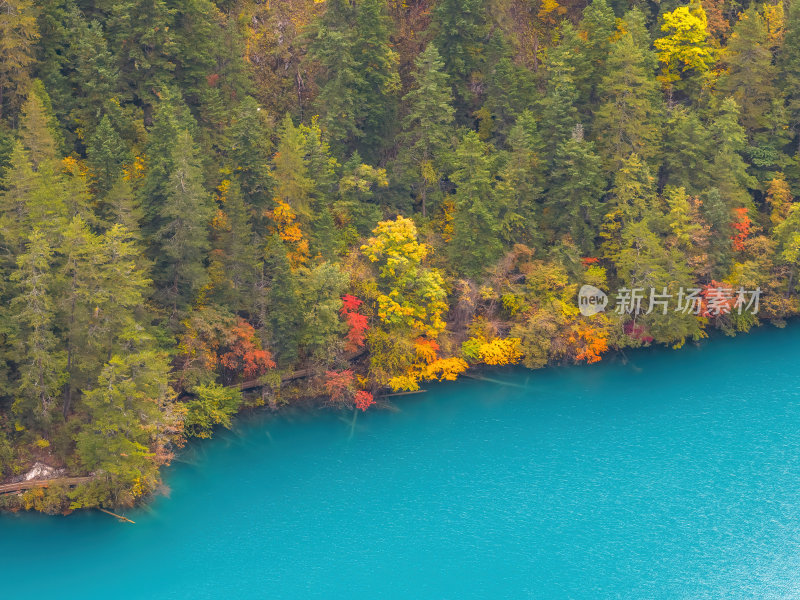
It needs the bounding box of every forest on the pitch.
[1,0,799,512]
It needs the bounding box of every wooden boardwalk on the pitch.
[0,476,93,495]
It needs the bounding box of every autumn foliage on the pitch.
[731,207,752,251]
[340,294,369,351]
[219,319,277,379]
[354,390,375,412]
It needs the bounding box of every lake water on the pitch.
[2,325,800,598]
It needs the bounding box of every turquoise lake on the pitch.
[2,325,800,598]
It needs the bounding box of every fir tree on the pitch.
[708,98,757,211]
[9,230,65,424]
[310,0,399,160]
[264,236,301,367]
[719,5,788,180]
[154,128,213,316]
[594,31,663,170]
[397,43,455,217]
[207,179,258,311]
[546,125,606,254]
[660,105,712,194]
[448,130,506,276]
[0,0,39,119]
[432,0,489,115]
[539,23,581,155]
[501,111,546,247]
[781,0,800,160]
[226,96,273,213]
[87,115,128,196]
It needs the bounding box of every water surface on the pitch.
[2,326,800,598]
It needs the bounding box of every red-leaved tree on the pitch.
[340,294,368,351]
[220,319,276,380]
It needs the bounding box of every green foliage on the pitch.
[184,383,242,439]
[154,128,213,315]
[0,0,39,119]
[2,0,800,514]
[397,43,455,216]
[448,131,508,276]
[594,30,662,170]
[546,126,605,254]
[432,0,489,113]
[309,0,399,159]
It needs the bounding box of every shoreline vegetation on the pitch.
[3,0,800,514]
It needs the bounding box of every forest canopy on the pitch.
[1,0,800,511]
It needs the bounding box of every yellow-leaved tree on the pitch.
[361,216,460,391]
[654,0,717,99]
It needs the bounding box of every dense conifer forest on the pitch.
[1,0,800,512]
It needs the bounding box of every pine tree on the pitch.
[719,5,788,180]
[594,31,663,170]
[56,216,101,417]
[448,131,506,276]
[139,91,195,238]
[273,114,314,223]
[780,0,800,160]
[264,235,301,367]
[87,115,128,196]
[154,128,213,316]
[36,4,119,147]
[0,139,66,251]
[546,125,606,254]
[660,105,712,194]
[708,98,757,211]
[104,176,144,239]
[0,142,37,260]
[207,179,258,311]
[76,330,173,503]
[226,96,273,213]
[432,0,489,115]
[18,84,59,171]
[0,0,39,119]
[310,0,399,160]
[9,231,65,424]
[397,43,455,217]
[539,23,581,155]
[600,153,658,261]
[501,111,546,247]
[577,0,616,108]
[94,0,177,122]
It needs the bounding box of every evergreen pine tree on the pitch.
[87,115,128,196]
[708,98,757,211]
[594,31,663,170]
[310,0,399,160]
[0,0,39,119]
[207,179,258,311]
[432,0,489,115]
[448,131,506,276]
[397,43,455,217]
[660,105,712,194]
[545,125,606,254]
[719,5,789,181]
[9,231,65,424]
[264,235,301,367]
[154,128,213,316]
[226,96,273,213]
[539,23,581,155]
